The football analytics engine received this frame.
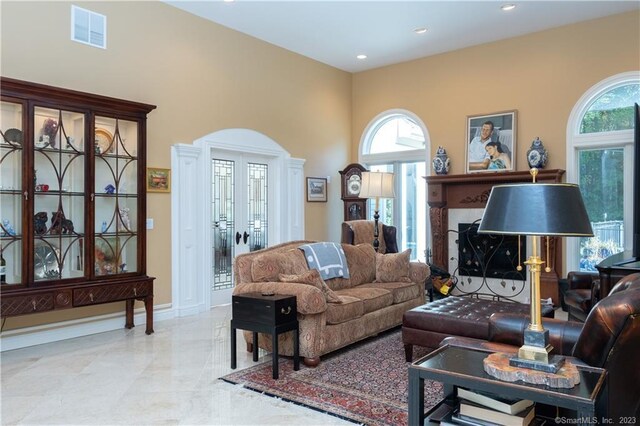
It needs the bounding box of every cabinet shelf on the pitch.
[34,190,86,197]
[97,153,138,160]
[1,77,156,335]
[94,193,138,199]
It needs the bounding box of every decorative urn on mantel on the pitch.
[526,137,548,169]
[432,146,450,175]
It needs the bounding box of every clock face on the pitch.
[347,174,361,196]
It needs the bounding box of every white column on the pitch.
[171,143,207,316]
[287,158,306,241]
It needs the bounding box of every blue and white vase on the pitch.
[526,137,548,169]
[432,146,450,175]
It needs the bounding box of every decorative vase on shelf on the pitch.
[432,146,450,175]
[526,137,548,169]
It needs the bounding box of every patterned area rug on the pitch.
[220,329,442,425]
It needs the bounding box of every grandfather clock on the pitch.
[339,163,368,221]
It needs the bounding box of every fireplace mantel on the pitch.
[425,169,565,304]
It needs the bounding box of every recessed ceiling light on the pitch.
[501,4,516,11]
[357,54,367,60]
[223,0,234,3]
[414,28,428,34]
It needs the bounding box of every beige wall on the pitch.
[352,11,640,173]
[1,1,351,329]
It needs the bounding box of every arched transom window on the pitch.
[566,72,639,272]
[360,110,429,262]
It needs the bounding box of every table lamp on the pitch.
[478,168,593,373]
[358,171,395,252]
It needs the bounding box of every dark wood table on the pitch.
[230,293,299,379]
[408,345,608,426]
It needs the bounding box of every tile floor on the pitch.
[1,305,569,425]
[1,306,350,425]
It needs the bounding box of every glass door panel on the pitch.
[247,162,268,252]
[33,106,85,281]
[212,158,235,292]
[0,100,23,285]
[94,116,138,276]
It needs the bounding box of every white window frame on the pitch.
[565,71,639,272]
[359,109,431,259]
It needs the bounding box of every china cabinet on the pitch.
[0,78,156,334]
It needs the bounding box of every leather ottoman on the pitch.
[402,296,555,361]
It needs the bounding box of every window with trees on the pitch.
[360,110,429,262]
[567,72,639,272]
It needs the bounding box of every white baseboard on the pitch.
[0,304,174,352]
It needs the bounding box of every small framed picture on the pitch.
[306,177,327,202]
[466,110,517,173]
[146,167,171,193]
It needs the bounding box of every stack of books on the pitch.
[443,388,536,426]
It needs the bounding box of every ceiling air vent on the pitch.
[71,5,106,49]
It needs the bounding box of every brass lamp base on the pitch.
[509,329,565,373]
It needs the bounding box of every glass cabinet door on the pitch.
[93,116,138,276]
[33,106,86,281]
[0,100,24,285]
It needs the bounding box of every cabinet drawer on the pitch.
[73,282,152,306]
[1,293,55,316]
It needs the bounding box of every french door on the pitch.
[211,151,272,306]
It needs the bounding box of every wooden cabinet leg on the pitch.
[145,295,154,335]
[125,299,134,329]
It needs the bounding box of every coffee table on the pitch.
[408,345,608,426]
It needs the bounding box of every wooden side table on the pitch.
[230,293,300,379]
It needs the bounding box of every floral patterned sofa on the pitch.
[233,240,430,366]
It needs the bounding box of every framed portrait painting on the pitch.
[306,177,327,202]
[466,110,517,173]
[146,167,171,193]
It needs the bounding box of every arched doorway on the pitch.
[171,129,305,314]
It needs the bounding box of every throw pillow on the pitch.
[299,242,350,280]
[279,269,343,303]
[375,249,412,283]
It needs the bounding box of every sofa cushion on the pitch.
[326,295,364,325]
[358,281,420,304]
[334,287,393,314]
[326,244,376,291]
[250,249,308,282]
[375,249,412,283]
[279,269,342,304]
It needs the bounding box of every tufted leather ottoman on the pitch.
[402,296,555,361]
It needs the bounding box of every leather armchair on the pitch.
[441,272,640,419]
[341,220,399,254]
[563,271,600,321]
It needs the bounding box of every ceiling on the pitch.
[165,1,639,73]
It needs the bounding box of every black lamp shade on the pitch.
[478,183,594,237]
